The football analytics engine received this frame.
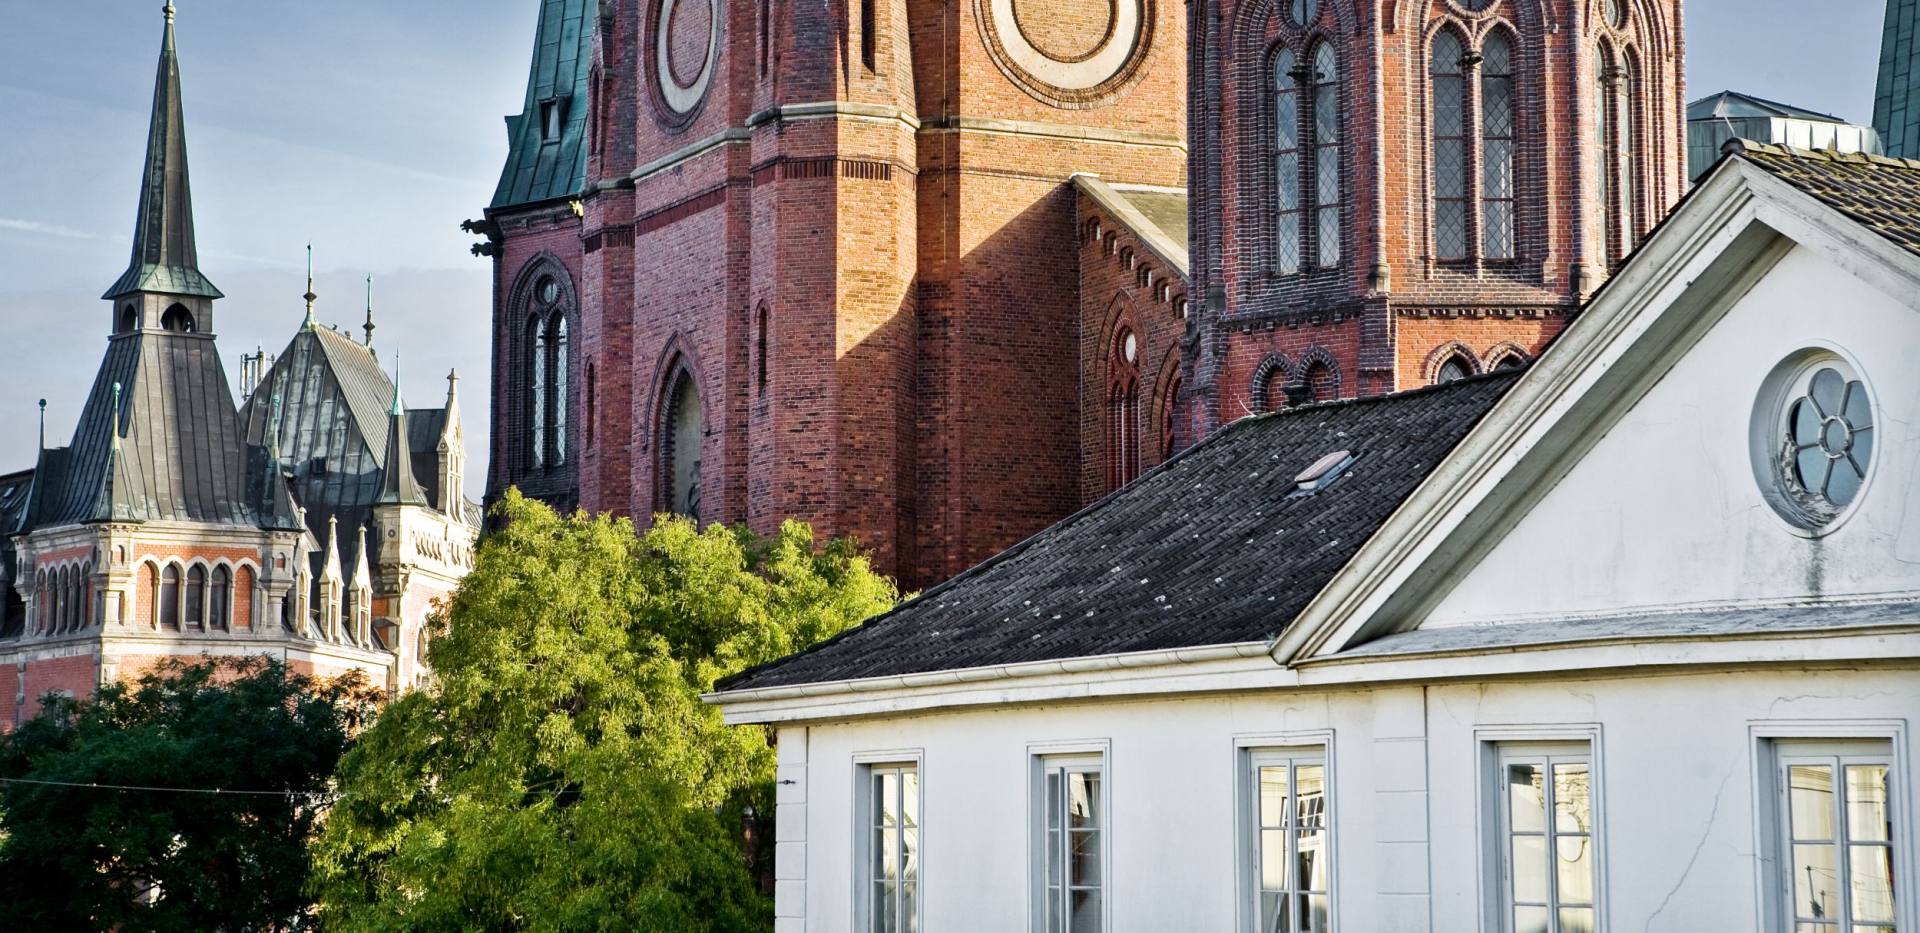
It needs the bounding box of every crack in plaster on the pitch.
[1642,764,1735,933]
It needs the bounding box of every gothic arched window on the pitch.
[1310,41,1341,269]
[1107,328,1142,490]
[664,368,704,521]
[1596,43,1628,266]
[1622,49,1643,258]
[159,563,181,629]
[524,271,571,472]
[1158,372,1183,461]
[1431,30,1468,261]
[1436,354,1474,384]
[1273,47,1304,275]
[160,304,196,333]
[211,565,231,631]
[1480,31,1516,259]
[186,565,206,628]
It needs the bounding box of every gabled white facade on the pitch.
[713,156,1920,933]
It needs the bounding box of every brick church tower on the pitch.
[481,0,1191,586]
[1182,0,1686,433]
[480,0,1685,588]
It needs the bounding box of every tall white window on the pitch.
[1034,756,1105,933]
[1245,749,1331,932]
[1772,741,1899,932]
[860,763,920,933]
[1495,745,1597,933]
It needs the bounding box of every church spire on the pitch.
[103,2,221,302]
[376,354,427,506]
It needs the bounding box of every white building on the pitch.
[707,143,1920,933]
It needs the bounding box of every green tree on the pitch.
[312,491,898,932]
[0,657,380,932]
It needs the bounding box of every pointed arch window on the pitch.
[524,272,570,472]
[1621,50,1643,259]
[664,368,704,521]
[1431,30,1469,261]
[1431,28,1520,263]
[159,563,181,629]
[1309,42,1342,269]
[1302,361,1335,404]
[1481,32,1516,259]
[1273,48,1303,275]
[1436,354,1474,383]
[1107,328,1142,490]
[1596,44,1634,266]
[186,565,206,628]
[210,565,231,631]
[1158,372,1183,461]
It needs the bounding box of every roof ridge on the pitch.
[1732,139,1920,172]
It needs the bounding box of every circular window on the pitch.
[1604,0,1628,28]
[537,276,559,305]
[1751,352,1876,532]
[1122,331,1139,364]
[1289,0,1320,25]
[975,0,1153,109]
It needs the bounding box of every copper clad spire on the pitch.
[104,2,220,301]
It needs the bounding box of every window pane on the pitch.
[1317,207,1340,268]
[874,881,895,933]
[1049,888,1064,933]
[1793,842,1841,920]
[1434,74,1464,136]
[1511,834,1548,903]
[1296,765,1325,829]
[1069,889,1100,933]
[1849,845,1896,922]
[1435,138,1466,198]
[1048,772,1062,830]
[1483,74,1513,137]
[1483,139,1514,198]
[902,881,917,933]
[1297,828,1327,892]
[1260,892,1288,933]
[1276,90,1299,152]
[1556,835,1595,905]
[1508,764,1546,833]
[1068,773,1099,828]
[1316,147,1339,206]
[1513,904,1550,933]
[1790,765,1838,840]
[1553,764,1591,835]
[1048,829,1062,886]
[1436,200,1468,261]
[1845,765,1890,841]
[1304,893,1330,932]
[1483,200,1514,260]
[1261,766,1291,830]
[1558,906,1596,933]
[1262,829,1288,890]
[1070,830,1100,886]
[1811,368,1846,416]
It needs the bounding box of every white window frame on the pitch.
[1752,721,1915,933]
[1236,738,1335,933]
[853,749,923,933]
[1476,726,1605,933]
[1029,740,1111,933]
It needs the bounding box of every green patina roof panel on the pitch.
[489,0,597,211]
[1877,0,1920,158]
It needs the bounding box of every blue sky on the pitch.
[0,0,1895,481]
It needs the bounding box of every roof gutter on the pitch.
[704,639,1275,707]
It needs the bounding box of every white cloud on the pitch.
[0,217,97,240]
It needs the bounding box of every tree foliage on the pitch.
[0,657,379,932]
[311,491,898,932]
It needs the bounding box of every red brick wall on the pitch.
[488,210,587,514]
[1189,0,1685,429]
[9,653,97,725]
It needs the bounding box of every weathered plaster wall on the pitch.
[777,667,1920,932]
[1425,244,1920,626]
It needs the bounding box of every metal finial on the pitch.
[164,2,176,24]
[38,399,47,451]
[302,244,317,328]
[389,351,404,416]
[363,274,376,347]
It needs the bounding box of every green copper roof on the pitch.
[1877,0,1920,158]
[104,6,221,301]
[489,0,596,211]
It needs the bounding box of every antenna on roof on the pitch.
[302,243,318,329]
[363,274,376,348]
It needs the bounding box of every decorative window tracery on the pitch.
[1431,26,1520,264]
[1272,35,1342,275]
[524,270,572,472]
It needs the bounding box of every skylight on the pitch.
[1290,449,1357,495]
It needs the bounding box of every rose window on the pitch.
[1784,367,1873,512]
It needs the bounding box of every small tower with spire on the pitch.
[103,1,221,338]
[302,244,318,329]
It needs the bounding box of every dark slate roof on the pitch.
[719,372,1523,692]
[407,407,448,506]
[1688,91,1847,124]
[29,333,258,527]
[1876,0,1920,158]
[375,402,427,507]
[490,0,595,211]
[0,470,32,538]
[1731,140,1920,258]
[103,8,219,301]
[239,325,393,521]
